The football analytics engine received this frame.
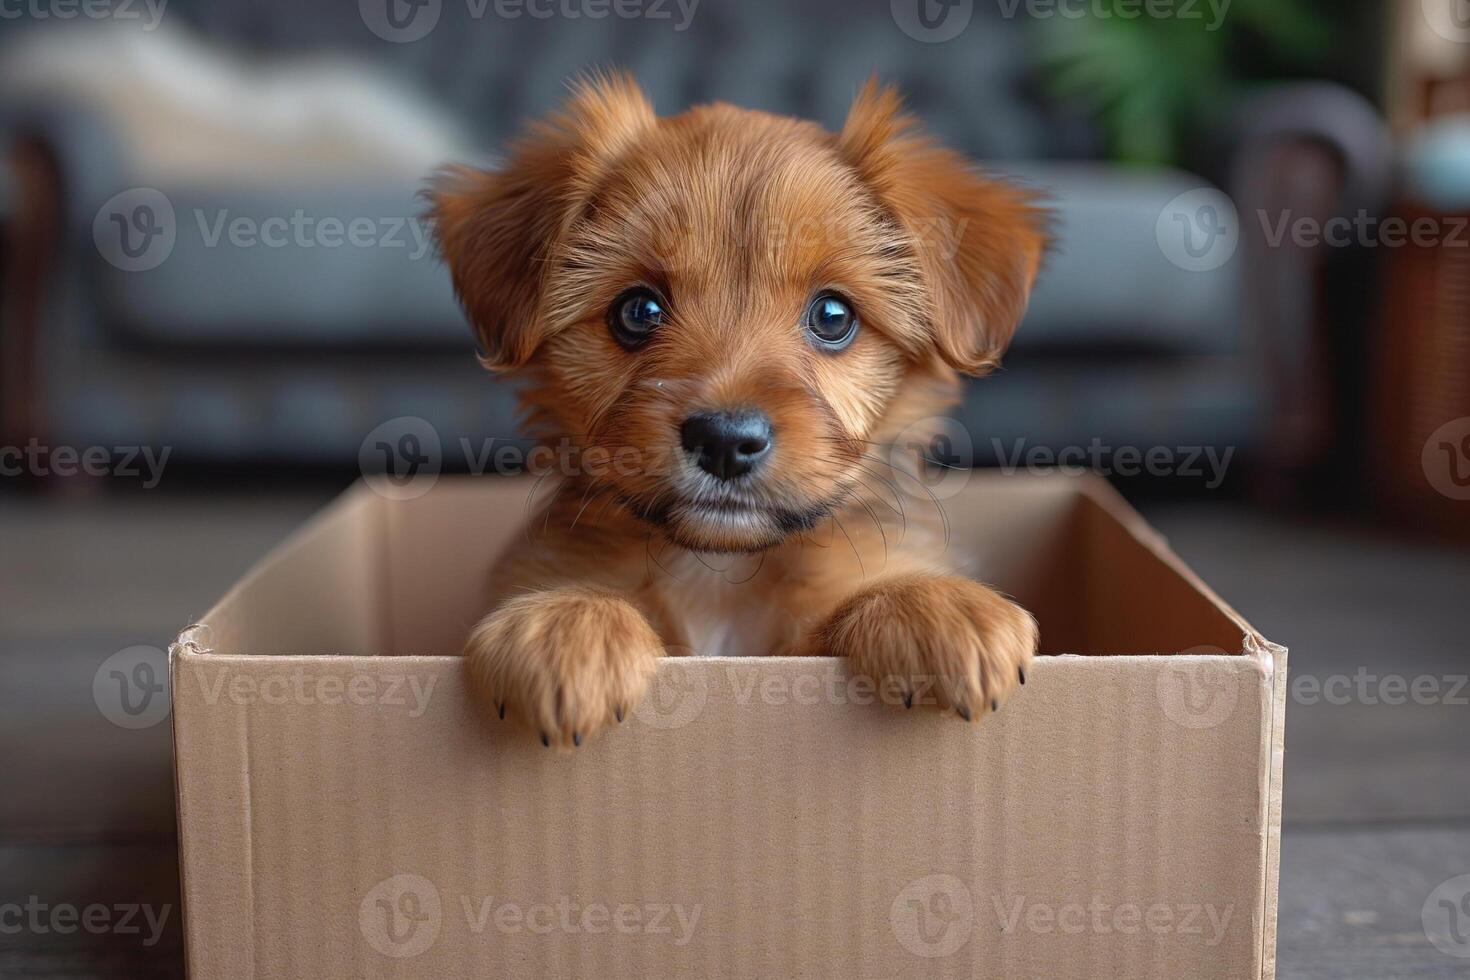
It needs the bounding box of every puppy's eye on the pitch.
[608,287,665,349]
[804,292,858,351]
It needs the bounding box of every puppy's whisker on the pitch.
[688,549,723,573]
[847,458,908,519]
[567,481,610,533]
[523,468,556,521]
[831,513,865,579]
[843,483,889,571]
[523,471,569,544]
[804,450,909,546]
[719,548,767,586]
[860,452,951,551]
[542,477,577,536]
[842,466,908,548]
[645,532,684,582]
[845,471,903,518]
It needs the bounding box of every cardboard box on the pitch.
[170,472,1285,979]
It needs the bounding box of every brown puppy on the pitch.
[429,74,1047,749]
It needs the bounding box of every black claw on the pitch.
[615,705,625,723]
[497,702,505,720]
[904,691,914,709]
[540,733,550,748]
[956,704,971,722]
[572,731,582,747]
[1018,667,1026,685]
[991,698,999,713]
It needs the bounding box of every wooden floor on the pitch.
[1,485,1468,978]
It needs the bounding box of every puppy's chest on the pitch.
[654,562,800,657]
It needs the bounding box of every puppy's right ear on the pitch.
[838,80,1048,377]
[428,73,655,370]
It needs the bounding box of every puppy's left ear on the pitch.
[838,80,1049,375]
[428,72,656,370]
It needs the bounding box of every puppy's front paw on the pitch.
[820,574,1036,721]
[464,587,662,749]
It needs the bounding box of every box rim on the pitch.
[175,472,1282,662]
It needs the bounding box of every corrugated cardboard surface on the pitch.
[171,473,1286,979]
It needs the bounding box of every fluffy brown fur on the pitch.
[430,74,1047,749]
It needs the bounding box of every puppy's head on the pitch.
[430,74,1047,552]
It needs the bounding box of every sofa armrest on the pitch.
[1224,82,1393,223]
[0,99,132,235]
[1219,82,1392,493]
[0,101,132,451]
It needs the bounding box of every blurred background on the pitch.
[1,0,1469,976]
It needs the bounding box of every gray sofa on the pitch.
[1,0,1390,479]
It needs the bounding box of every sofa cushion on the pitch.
[92,180,471,348]
[998,164,1243,355]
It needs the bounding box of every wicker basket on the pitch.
[1374,200,1470,537]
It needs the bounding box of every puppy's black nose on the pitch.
[680,411,772,481]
